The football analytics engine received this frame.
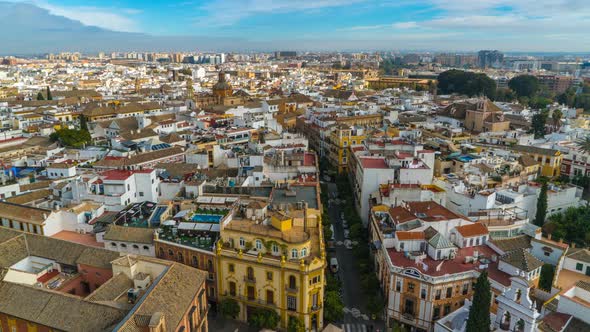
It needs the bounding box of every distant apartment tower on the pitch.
[478,50,504,68]
[537,74,574,94]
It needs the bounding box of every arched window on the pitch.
[247,267,254,279]
[255,240,263,251]
[289,275,297,289]
[291,248,298,259]
[272,243,279,254]
[207,259,213,271]
[120,243,127,248]
[168,249,174,257]
[159,247,164,258]
[143,245,149,251]
[192,256,198,267]
[132,244,139,250]
[111,242,117,247]
[177,252,183,262]
[301,248,307,257]
[239,237,245,248]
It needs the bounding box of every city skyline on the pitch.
[1,0,590,54]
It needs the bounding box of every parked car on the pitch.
[330,257,339,273]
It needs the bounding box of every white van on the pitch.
[330,257,339,273]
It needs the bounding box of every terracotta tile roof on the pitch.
[86,272,134,302]
[490,235,531,253]
[567,248,590,263]
[388,206,418,224]
[396,231,425,241]
[103,225,154,244]
[0,281,127,332]
[500,248,544,272]
[0,202,52,225]
[406,201,469,222]
[5,189,52,205]
[455,223,489,237]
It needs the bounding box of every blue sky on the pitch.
[9,0,590,51]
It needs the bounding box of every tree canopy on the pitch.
[544,205,590,247]
[437,70,497,98]
[248,308,280,329]
[49,128,91,148]
[287,316,305,332]
[539,264,555,291]
[508,75,540,98]
[534,180,548,227]
[466,270,491,332]
[219,298,240,319]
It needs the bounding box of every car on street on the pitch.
[330,257,339,273]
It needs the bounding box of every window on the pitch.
[272,243,279,254]
[177,252,183,262]
[289,275,297,290]
[229,282,236,296]
[291,249,298,259]
[207,259,213,272]
[139,192,144,197]
[287,296,297,311]
[143,245,149,251]
[247,286,255,300]
[266,290,274,304]
[120,243,127,248]
[396,280,401,292]
[433,306,441,320]
[444,304,451,315]
[255,239,263,251]
[435,289,441,300]
[239,237,245,248]
[228,263,234,272]
[462,284,469,295]
[421,288,426,299]
[446,287,452,298]
[408,282,415,292]
[159,247,164,257]
[400,242,405,250]
[192,256,198,267]
[576,263,583,271]
[267,271,273,281]
[301,248,307,257]
[111,242,117,247]
[247,267,255,280]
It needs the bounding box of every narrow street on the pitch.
[326,182,386,332]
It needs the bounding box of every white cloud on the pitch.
[13,1,141,32]
[392,21,418,29]
[195,0,367,27]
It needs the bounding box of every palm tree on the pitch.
[552,109,563,130]
[577,136,590,154]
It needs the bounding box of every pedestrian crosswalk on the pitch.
[340,314,373,332]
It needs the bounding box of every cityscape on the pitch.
[1,1,590,332]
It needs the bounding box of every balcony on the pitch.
[311,304,322,311]
[285,285,298,293]
[244,276,256,283]
[401,313,415,323]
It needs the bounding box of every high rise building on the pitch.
[478,50,504,68]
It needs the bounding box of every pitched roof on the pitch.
[0,201,52,225]
[0,281,127,332]
[396,231,425,241]
[455,223,489,238]
[500,248,544,272]
[93,147,185,168]
[428,232,455,249]
[567,248,590,263]
[490,235,531,253]
[86,272,134,302]
[103,225,154,244]
[118,262,207,332]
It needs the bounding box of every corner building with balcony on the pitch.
[216,185,326,331]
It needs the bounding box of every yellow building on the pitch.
[216,188,326,331]
[511,145,562,177]
[328,125,366,173]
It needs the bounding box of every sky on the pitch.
[5,0,590,52]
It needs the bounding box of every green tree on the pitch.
[529,96,552,110]
[79,115,89,131]
[576,136,590,154]
[508,75,540,98]
[248,308,280,329]
[466,270,491,332]
[288,315,306,332]
[531,112,547,139]
[557,87,576,106]
[324,291,344,322]
[36,92,45,100]
[437,70,496,98]
[534,180,548,227]
[46,86,53,100]
[551,109,563,130]
[219,298,240,319]
[49,128,91,148]
[539,264,555,291]
[495,88,516,102]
